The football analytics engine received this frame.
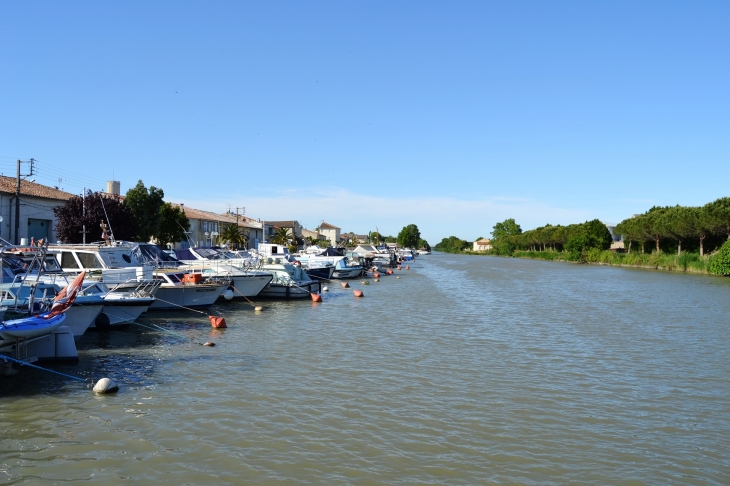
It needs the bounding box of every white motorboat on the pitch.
[81,282,156,328]
[148,270,229,310]
[135,244,273,299]
[257,258,322,299]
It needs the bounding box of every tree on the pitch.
[491,218,523,241]
[270,227,292,245]
[216,223,247,249]
[156,203,190,247]
[417,238,431,251]
[708,239,730,275]
[125,180,165,242]
[582,219,613,251]
[434,236,469,253]
[397,224,421,248]
[54,191,139,243]
[369,231,383,244]
[705,197,730,240]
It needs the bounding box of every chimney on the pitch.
[106,180,120,195]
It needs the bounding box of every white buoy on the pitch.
[323,286,329,292]
[254,306,263,312]
[93,377,119,394]
[222,289,234,301]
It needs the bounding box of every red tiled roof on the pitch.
[319,221,339,229]
[169,204,260,228]
[0,176,75,201]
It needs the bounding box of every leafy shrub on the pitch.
[708,240,730,275]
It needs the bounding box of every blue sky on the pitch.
[2,1,728,243]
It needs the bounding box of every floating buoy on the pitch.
[406,265,410,270]
[254,306,263,312]
[374,272,381,278]
[374,278,379,282]
[222,289,234,301]
[386,270,393,275]
[396,276,400,279]
[311,293,322,302]
[323,286,329,292]
[341,282,350,288]
[209,316,227,328]
[353,290,364,298]
[361,280,370,285]
[397,265,402,270]
[93,377,119,394]
[204,341,216,347]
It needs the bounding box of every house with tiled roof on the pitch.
[318,221,340,245]
[0,176,75,244]
[473,239,492,252]
[169,204,264,249]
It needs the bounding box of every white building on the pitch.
[473,239,492,252]
[319,221,340,245]
[0,176,75,244]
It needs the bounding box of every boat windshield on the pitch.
[132,244,181,267]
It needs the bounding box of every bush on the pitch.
[708,240,730,275]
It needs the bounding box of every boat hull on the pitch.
[331,267,363,279]
[65,304,104,338]
[305,266,335,281]
[148,284,228,310]
[0,313,67,340]
[90,299,154,328]
[226,274,273,299]
[258,281,322,299]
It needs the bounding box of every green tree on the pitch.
[491,218,522,240]
[156,203,190,247]
[270,227,292,245]
[582,219,613,251]
[217,223,246,249]
[125,180,166,242]
[705,197,730,240]
[417,238,431,251]
[397,224,421,248]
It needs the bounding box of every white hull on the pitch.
[227,274,273,298]
[90,303,151,328]
[0,325,78,363]
[65,304,103,338]
[332,268,363,279]
[258,281,321,299]
[149,284,227,310]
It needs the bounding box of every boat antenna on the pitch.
[98,194,116,245]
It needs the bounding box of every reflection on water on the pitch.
[2,253,730,484]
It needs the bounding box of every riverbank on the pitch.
[516,250,711,274]
[454,249,714,274]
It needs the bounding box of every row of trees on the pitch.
[490,218,613,256]
[615,199,730,256]
[54,180,190,246]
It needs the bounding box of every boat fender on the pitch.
[353,290,364,298]
[93,377,119,394]
[209,316,227,328]
[222,289,234,301]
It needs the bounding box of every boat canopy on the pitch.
[318,247,344,257]
[131,244,181,266]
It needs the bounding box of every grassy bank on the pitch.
[510,249,711,274]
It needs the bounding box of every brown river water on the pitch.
[1,252,730,484]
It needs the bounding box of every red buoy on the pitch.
[406,265,410,270]
[341,282,350,288]
[374,272,380,278]
[311,293,322,302]
[397,265,402,270]
[386,269,393,275]
[209,316,227,328]
[353,290,364,298]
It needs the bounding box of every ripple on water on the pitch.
[2,254,730,484]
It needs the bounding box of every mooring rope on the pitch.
[1,355,89,383]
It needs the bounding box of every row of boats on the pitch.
[0,239,425,371]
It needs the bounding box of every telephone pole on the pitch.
[15,158,35,244]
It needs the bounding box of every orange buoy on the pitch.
[341,282,350,288]
[397,265,402,270]
[209,316,227,328]
[386,269,393,275]
[406,265,410,270]
[311,293,322,302]
[353,289,364,298]
[374,272,380,278]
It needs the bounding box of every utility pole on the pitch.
[14,158,35,245]
[82,187,86,244]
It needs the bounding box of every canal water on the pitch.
[2,253,730,484]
